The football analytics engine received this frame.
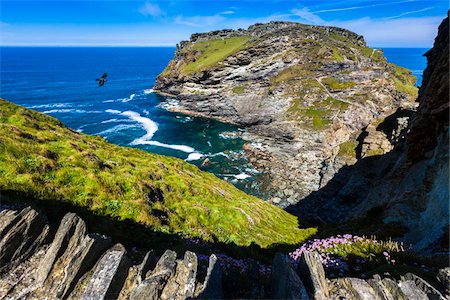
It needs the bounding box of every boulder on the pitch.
[160,251,198,300]
[270,252,309,299]
[298,251,329,299]
[43,232,112,299]
[118,250,156,300]
[129,249,177,300]
[37,213,88,283]
[74,243,130,300]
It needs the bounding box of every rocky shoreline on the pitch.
[154,21,418,207]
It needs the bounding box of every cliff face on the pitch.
[155,21,417,206]
[289,16,449,253]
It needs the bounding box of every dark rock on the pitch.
[298,252,329,299]
[195,254,224,299]
[270,253,309,299]
[0,207,49,272]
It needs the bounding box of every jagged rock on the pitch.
[71,243,130,300]
[195,254,224,299]
[270,253,309,299]
[401,273,445,299]
[298,252,329,299]
[37,213,88,283]
[118,250,156,300]
[380,278,408,299]
[160,251,197,300]
[398,280,428,299]
[288,16,449,253]
[0,208,18,236]
[437,268,450,295]
[129,249,177,300]
[155,21,417,205]
[42,232,112,299]
[0,207,49,272]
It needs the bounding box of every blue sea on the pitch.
[0,46,428,196]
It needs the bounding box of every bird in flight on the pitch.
[96,73,108,86]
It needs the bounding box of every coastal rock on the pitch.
[0,207,445,299]
[160,251,197,300]
[155,21,417,205]
[270,252,309,299]
[71,243,130,300]
[129,249,177,300]
[195,254,224,299]
[298,252,329,299]
[118,250,156,300]
[0,207,49,272]
[288,16,449,252]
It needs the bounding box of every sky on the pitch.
[0,0,448,47]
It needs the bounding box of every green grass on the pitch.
[180,36,252,75]
[389,63,418,98]
[366,148,385,157]
[232,84,247,94]
[322,77,356,91]
[338,140,358,158]
[0,99,316,248]
[331,48,345,62]
[305,108,330,130]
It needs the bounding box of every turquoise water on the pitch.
[0,47,261,195]
[0,47,427,197]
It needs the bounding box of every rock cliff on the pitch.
[288,16,449,254]
[154,21,417,206]
[1,206,447,299]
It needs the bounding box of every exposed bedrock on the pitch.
[0,206,447,299]
[154,21,418,206]
[288,16,449,254]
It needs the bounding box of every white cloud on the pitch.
[291,7,324,24]
[383,7,434,20]
[174,14,225,27]
[313,0,415,14]
[331,16,442,47]
[139,2,164,17]
[221,10,235,15]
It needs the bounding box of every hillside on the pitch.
[154,21,418,206]
[0,98,315,248]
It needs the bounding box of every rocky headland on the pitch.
[154,21,418,206]
[288,15,449,254]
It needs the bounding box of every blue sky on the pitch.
[0,0,448,47]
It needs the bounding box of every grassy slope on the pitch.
[161,35,252,76]
[0,99,316,248]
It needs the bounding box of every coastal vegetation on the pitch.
[0,98,316,248]
[176,35,252,75]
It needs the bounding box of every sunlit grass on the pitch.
[0,99,316,248]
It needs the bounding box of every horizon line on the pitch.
[0,44,431,49]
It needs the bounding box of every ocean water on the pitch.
[382,48,428,86]
[0,47,427,197]
[0,47,261,195]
